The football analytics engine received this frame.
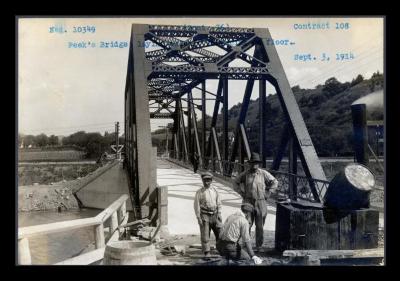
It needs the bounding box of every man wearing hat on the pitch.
[194,172,223,259]
[216,204,263,265]
[233,152,278,251]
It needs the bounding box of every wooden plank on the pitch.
[353,209,379,249]
[95,195,129,222]
[55,248,105,265]
[157,185,168,225]
[94,224,105,249]
[18,217,100,239]
[18,238,32,265]
[19,195,128,240]
[57,210,129,265]
[110,212,118,234]
[275,203,379,251]
[283,248,384,259]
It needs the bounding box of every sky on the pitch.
[18,17,384,136]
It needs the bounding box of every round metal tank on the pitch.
[103,241,157,265]
[324,163,375,210]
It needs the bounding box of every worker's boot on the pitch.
[254,246,263,253]
[203,251,211,260]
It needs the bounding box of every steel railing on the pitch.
[163,151,329,203]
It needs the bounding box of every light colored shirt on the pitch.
[234,168,278,200]
[219,211,251,243]
[193,186,221,219]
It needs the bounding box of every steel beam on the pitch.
[271,124,290,171]
[222,79,229,174]
[239,124,252,159]
[149,66,271,80]
[201,80,206,167]
[238,134,244,174]
[205,79,223,168]
[229,79,254,165]
[129,25,153,218]
[188,91,203,166]
[259,79,267,168]
[187,92,192,160]
[212,127,223,173]
[178,99,189,162]
[173,133,179,159]
[288,135,298,200]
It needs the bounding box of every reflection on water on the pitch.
[18,209,102,265]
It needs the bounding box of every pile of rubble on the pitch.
[118,218,188,258]
[18,185,79,212]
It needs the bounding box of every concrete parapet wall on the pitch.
[75,161,133,211]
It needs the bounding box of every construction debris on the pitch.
[189,244,215,250]
[137,226,159,241]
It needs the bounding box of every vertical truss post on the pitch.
[188,91,203,167]
[211,134,215,172]
[205,79,223,169]
[238,133,245,174]
[201,80,206,168]
[228,79,254,174]
[212,127,223,173]
[187,92,192,161]
[175,98,182,160]
[222,78,229,174]
[128,25,153,218]
[173,133,179,159]
[178,98,189,163]
[271,124,290,171]
[288,135,298,200]
[259,79,267,168]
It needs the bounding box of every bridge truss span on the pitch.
[124,24,328,217]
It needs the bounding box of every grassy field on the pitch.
[18,149,86,162]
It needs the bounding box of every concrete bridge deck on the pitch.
[156,159,277,236]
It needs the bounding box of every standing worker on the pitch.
[216,205,263,265]
[233,152,278,252]
[193,152,199,173]
[194,172,223,259]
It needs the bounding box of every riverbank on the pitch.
[18,161,118,212]
[18,184,80,212]
[18,162,100,186]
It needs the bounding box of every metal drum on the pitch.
[103,241,157,265]
[324,163,375,210]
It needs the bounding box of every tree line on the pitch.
[152,72,384,158]
[19,131,125,159]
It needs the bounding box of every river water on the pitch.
[18,208,102,265]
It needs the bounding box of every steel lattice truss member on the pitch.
[124,24,327,217]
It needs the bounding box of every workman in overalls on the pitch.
[194,172,223,259]
[233,152,278,251]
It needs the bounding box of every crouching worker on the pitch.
[194,172,223,259]
[216,204,263,265]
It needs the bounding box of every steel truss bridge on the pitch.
[124,24,328,218]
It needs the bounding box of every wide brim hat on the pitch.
[248,152,262,163]
[201,172,213,180]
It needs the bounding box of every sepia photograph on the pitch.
[17,16,384,266]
